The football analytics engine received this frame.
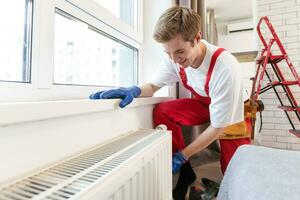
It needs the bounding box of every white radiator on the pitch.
[0,127,172,200]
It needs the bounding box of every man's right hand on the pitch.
[89,86,141,108]
[172,151,187,174]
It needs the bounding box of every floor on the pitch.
[173,148,223,199]
[192,162,222,200]
[193,161,223,186]
[173,127,224,199]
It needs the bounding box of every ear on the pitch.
[195,32,202,42]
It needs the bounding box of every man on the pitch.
[90,6,251,200]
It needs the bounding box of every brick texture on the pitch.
[256,0,300,150]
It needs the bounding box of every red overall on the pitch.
[153,48,250,174]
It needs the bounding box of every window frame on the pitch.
[0,0,143,102]
[0,0,34,84]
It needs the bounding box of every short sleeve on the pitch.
[150,57,180,87]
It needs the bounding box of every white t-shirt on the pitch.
[151,40,244,128]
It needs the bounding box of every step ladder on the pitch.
[251,16,300,137]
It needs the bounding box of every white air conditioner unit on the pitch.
[227,21,254,34]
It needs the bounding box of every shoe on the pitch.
[201,178,218,188]
[201,178,220,199]
[173,161,196,200]
[188,186,205,200]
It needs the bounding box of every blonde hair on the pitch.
[153,6,202,43]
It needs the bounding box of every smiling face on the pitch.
[162,34,203,69]
[153,7,205,68]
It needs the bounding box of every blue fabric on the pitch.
[172,151,187,174]
[89,86,141,108]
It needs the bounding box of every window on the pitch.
[54,10,138,87]
[0,0,33,83]
[94,0,137,28]
[0,0,142,101]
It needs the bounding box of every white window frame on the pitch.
[0,0,143,102]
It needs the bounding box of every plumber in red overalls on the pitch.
[90,6,251,200]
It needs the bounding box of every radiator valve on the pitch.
[155,124,167,131]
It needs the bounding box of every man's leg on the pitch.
[153,98,210,153]
[153,98,210,200]
[219,138,251,174]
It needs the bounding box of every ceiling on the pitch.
[206,0,254,23]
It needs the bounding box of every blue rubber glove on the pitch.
[172,151,187,174]
[89,86,141,108]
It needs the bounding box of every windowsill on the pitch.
[0,97,174,126]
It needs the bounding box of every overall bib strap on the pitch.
[204,48,225,96]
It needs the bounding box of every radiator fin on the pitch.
[0,129,171,200]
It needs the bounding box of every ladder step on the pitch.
[267,81,299,86]
[257,55,284,64]
[289,129,300,138]
[278,105,300,111]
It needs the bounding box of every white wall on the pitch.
[217,20,258,53]
[0,98,173,186]
[0,0,178,187]
[217,21,257,100]
[239,62,256,99]
[255,0,300,150]
[140,0,176,97]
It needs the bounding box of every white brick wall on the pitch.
[255,0,300,150]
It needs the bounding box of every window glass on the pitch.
[0,0,32,83]
[54,10,138,87]
[94,0,137,28]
